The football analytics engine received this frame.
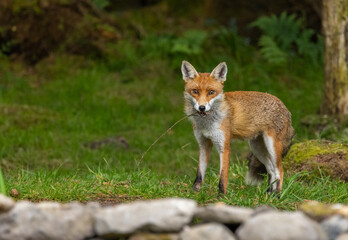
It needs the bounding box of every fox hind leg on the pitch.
[263,131,283,193]
[249,133,282,194]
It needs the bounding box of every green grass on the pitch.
[0,20,347,209]
[5,162,347,209]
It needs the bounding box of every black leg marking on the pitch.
[192,172,202,192]
[267,178,280,195]
[218,178,226,194]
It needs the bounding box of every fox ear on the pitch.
[181,60,199,82]
[210,62,228,82]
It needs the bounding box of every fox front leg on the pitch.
[218,142,230,194]
[210,128,231,195]
[192,134,212,192]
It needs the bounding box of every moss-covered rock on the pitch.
[284,140,348,181]
[300,201,348,221]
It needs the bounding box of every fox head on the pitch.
[182,60,227,116]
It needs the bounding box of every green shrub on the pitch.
[251,12,323,65]
[258,35,287,65]
[92,0,110,9]
[210,19,248,62]
[140,29,208,65]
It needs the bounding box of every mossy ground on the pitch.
[284,140,348,181]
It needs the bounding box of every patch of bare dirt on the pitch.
[83,136,129,150]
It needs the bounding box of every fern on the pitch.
[251,12,323,65]
[212,26,241,60]
[141,30,207,57]
[92,0,110,9]
[251,12,301,52]
[171,30,207,55]
[258,36,287,65]
[296,29,323,64]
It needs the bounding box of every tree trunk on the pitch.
[321,0,348,119]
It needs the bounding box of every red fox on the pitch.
[181,61,294,194]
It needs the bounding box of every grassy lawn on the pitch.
[0,21,347,209]
[1,54,347,209]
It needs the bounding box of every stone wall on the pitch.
[0,194,347,240]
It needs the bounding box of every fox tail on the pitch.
[245,153,267,185]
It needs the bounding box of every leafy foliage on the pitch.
[251,12,302,52]
[210,19,249,62]
[171,30,207,55]
[258,36,287,65]
[140,29,207,65]
[296,29,323,64]
[251,12,323,65]
[92,0,110,9]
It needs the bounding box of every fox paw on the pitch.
[192,182,202,192]
[266,180,281,197]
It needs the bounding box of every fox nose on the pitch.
[199,105,206,112]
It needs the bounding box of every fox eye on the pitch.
[209,90,215,95]
[192,89,199,95]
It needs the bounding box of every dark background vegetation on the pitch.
[0,0,322,64]
[0,0,347,206]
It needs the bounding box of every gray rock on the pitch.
[36,201,62,210]
[252,205,277,216]
[194,203,253,224]
[179,223,236,240]
[337,233,348,240]
[0,194,15,214]
[321,215,348,240]
[0,201,97,240]
[236,211,328,240]
[94,198,197,238]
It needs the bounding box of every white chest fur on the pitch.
[191,113,226,153]
[185,93,228,153]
